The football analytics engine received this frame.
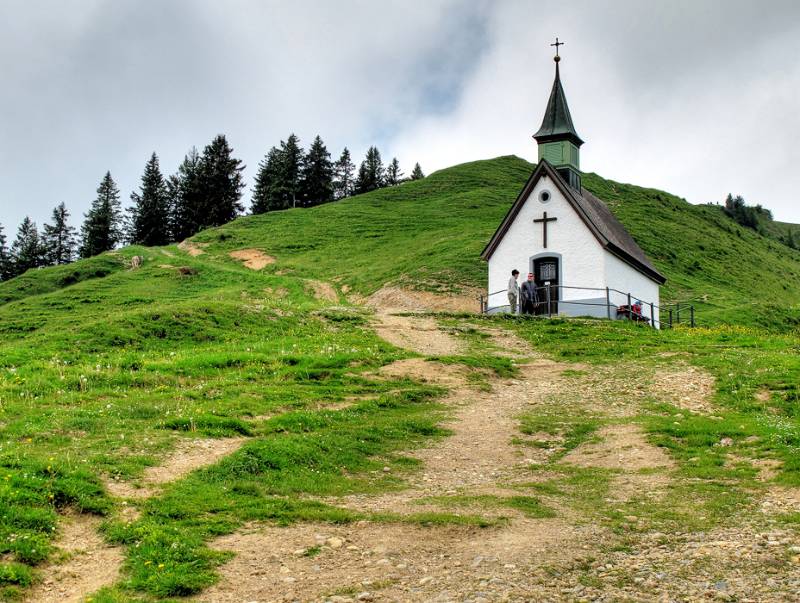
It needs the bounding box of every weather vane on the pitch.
[551,37,564,62]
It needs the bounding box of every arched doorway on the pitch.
[532,255,560,315]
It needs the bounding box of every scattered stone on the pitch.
[326,537,344,549]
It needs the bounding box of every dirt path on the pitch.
[31,437,249,600]
[24,515,123,603]
[104,436,248,500]
[196,312,612,602]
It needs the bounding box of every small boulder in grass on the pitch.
[178,266,198,276]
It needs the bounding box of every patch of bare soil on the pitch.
[306,280,338,302]
[761,486,800,514]
[563,424,674,471]
[362,285,481,313]
[372,312,464,356]
[178,240,208,256]
[194,518,600,603]
[651,361,716,413]
[229,248,276,270]
[105,437,247,499]
[475,326,542,359]
[24,515,123,603]
[376,358,468,387]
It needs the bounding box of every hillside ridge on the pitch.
[2,155,799,329]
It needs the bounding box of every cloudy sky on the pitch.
[2,0,799,238]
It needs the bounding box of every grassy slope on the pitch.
[184,156,800,329]
[1,156,799,599]
[0,247,464,599]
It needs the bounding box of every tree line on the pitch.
[722,193,799,250]
[0,134,424,281]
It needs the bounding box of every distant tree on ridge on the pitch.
[169,147,203,240]
[11,216,42,275]
[128,153,171,246]
[42,202,77,265]
[196,135,246,228]
[410,162,425,180]
[80,172,123,258]
[300,135,333,207]
[385,157,403,186]
[333,147,355,200]
[354,146,384,194]
[0,223,12,280]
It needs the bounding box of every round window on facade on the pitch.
[539,189,551,203]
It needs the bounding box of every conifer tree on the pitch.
[354,146,384,194]
[128,153,171,246]
[300,135,333,207]
[410,162,425,180]
[197,135,245,227]
[169,148,203,240]
[251,147,285,214]
[333,148,355,200]
[0,223,11,281]
[385,157,403,186]
[42,202,76,265]
[11,216,42,275]
[278,134,304,208]
[80,172,123,258]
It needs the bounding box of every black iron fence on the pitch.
[479,284,695,329]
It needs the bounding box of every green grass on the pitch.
[0,246,454,599]
[173,155,799,330]
[1,156,799,600]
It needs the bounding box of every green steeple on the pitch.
[534,46,583,190]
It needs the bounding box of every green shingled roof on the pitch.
[533,62,584,147]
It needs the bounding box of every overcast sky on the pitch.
[2,0,799,239]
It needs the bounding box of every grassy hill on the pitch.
[1,156,799,600]
[4,156,798,328]
[182,156,800,329]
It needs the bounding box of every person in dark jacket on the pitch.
[520,272,538,315]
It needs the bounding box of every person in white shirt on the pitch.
[507,269,520,314]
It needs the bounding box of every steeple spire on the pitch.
[534,38,583,190]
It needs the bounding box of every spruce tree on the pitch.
[410,162,425,180]
[385,157,403,186]
[251,147,285,214]
[0,223,11,281]
[278,134,304,209]
[197,135,245,227]
[300,135,333,207]
[42,202,76,265]
[354,146,384,194]
[80,172,123,258]
[169,148,203,241]
[129,153,171,246]
[11,216,42,275]
[333,148,355,200]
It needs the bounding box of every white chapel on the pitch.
[481,44,666,324]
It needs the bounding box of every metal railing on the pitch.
[479,284,695,329]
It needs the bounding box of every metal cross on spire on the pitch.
[550,37,564,61]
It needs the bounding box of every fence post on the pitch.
[605,287,611,320]
[669,309,673,329]
[546,286,552,318]
[650,302,655,328]
[627,292,632,321]
[480,295,485,314]
[690,305,695,328]
[676,302,680,324]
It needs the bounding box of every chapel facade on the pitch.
[481,46,666,323]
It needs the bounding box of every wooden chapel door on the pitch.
[533,257,559,315]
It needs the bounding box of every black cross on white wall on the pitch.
[534,212,557,248]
